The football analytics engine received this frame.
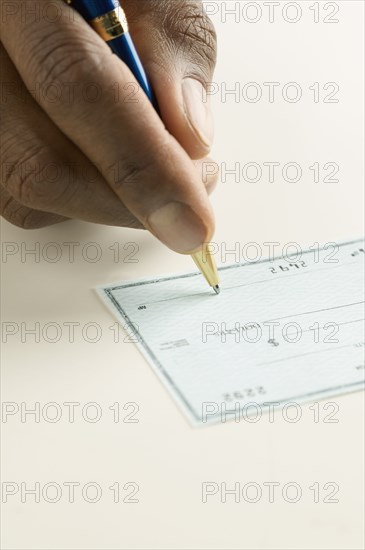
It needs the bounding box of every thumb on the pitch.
[122,0,217,159]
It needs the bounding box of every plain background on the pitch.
[1,1,364,549]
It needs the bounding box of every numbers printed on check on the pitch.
[97,240,365,425]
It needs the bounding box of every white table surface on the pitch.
[1,1,364,549]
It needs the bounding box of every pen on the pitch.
[63,0,220,294]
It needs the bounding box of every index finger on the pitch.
[0,0,215,253]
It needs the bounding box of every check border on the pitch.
[99,239,365,425]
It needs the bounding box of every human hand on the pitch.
[0,0,218,253]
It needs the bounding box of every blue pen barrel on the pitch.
[70,0,157,108]
[109,32,156,106]
[71,0,119,20]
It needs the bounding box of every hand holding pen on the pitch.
[0,0,219,290]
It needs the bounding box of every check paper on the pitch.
[98,240,365,425]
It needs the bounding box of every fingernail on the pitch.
[147,202,207,254]
[182,78,214,148]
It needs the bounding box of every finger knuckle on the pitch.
[105,140,171,209]
[23,26,108,98]
[107,156,158,194]
[162,1,217,75]
[0,194,45,229]
[1,143,74,211]
[128,0,217,76]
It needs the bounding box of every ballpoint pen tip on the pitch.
[213,285,221,295]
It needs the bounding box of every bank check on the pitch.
[97,240,365,425]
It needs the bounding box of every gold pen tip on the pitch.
[213,285,220,295]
